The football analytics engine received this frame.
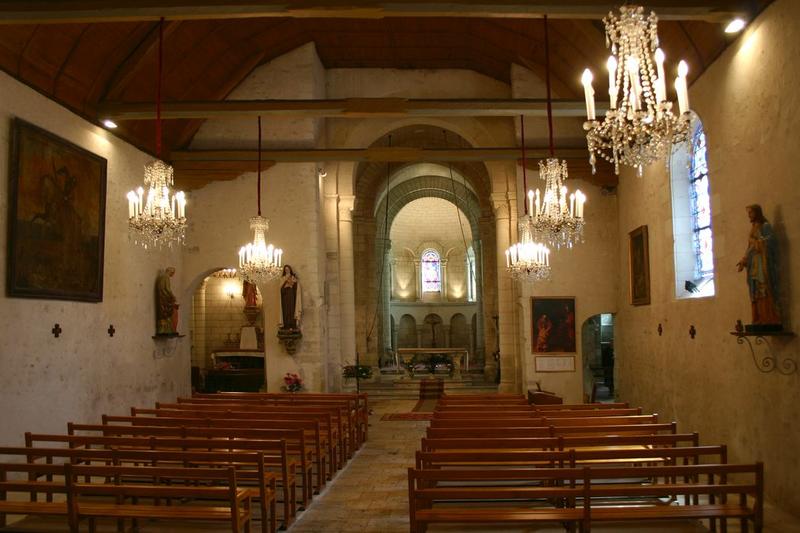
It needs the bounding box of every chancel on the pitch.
[0,1,797,531]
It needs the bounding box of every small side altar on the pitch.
[206,349,265,392]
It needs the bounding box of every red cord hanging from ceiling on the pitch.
[544,14,555,157]
[156,17,164,159]
[520,114,528,215]
[257,116,262,216]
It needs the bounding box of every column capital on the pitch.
[338,195,355,221]
[491,192,510,220]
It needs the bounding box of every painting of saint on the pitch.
[532,297,576,353]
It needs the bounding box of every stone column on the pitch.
[338,195,357,368]
[376,237,392,365]
[491,192,518,392]
[440,259,448,302]
[473,239,486,368]
[413,260,421,301]
[324,192,342,391]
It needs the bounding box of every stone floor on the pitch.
[4,399,799,532]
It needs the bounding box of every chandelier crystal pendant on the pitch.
[237,116,283,284]
[506,114,551,283]
[581,5,692,176]
[530,14,586,249]
[126,17,186,249]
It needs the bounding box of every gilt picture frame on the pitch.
[629,225,650,306]
[7,118,107,302]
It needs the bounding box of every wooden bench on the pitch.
[1,445,277,533]
[67,463,253,533]
[192,392,368,448]
[420,433,699,453]
[25,426,300,527]
[104,412,328,497]
[408,463,763,533]
[533,402,630,411]
[426,422,678,440]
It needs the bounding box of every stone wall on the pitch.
[0,71,190,447]
[614,0,800,514]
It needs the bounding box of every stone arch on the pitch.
[397,314,417,349]
[450,313,470,351]
[421,314,444,348]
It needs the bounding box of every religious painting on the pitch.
[628,225,651,306]
[531,297,576,353]
[6,119,107,302]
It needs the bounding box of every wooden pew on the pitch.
[431,408,643,418]
[27,432,296,528]
[154,402,349,467]
[64,422,312,510]
[533,402,629,411]
[0,463,74,530]
[0,445,277,533]
[192,392,368,447]
[420,433,699,453]
[66,463,253,533]
[426,422,678,440]
[106,412,329,494]
[408,463,763,533]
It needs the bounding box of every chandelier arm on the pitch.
[156,16,163,159]
[544,14,555,157]
[257,115,262,216]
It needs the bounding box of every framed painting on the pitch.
[531,297,576,353]
[7,118,107,302]
[628,225,651,306]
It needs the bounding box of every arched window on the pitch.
[421,249,441,293]
[670,117,715,298]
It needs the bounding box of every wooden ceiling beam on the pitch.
[0,2,751,24]
[171,146,592,163]
[99,98,603,120]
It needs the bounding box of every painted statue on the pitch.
[242,280,259,308]
[280,265,302,331]
[736,204,781,326]
[155,266,179,335]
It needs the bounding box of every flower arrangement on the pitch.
[342,364,373,380]
[281,372,304,393]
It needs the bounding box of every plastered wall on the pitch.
[614,0,800,514]
[0,72,190,446]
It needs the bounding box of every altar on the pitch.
[396,348,469,378]
[206,350,264,392]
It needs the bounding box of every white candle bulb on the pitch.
[654,48,666,102]
[606,55,618,109]
[127,191,136,218]
[527,189,534,216]
[676,60,690,114]
[581,69,596,120]
[569,193,575,217]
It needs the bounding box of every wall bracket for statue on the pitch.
[730,323,796,375]
[277,329,303,355]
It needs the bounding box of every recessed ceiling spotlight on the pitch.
[102,119,118,129]
[725,18,746,34]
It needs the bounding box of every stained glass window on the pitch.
[421,249,441,293]
[689,125,714,278]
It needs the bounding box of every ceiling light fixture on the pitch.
[529,14,586,250]
[581,5,692,176]
[505,114,551,283]
[725,18,746,34]
[237,116,284,284]
[125,17,186,249]
[102,119,117,129]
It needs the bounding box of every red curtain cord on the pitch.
[544,14,555,157]
[156,17,164,159]
[257,116,262,216]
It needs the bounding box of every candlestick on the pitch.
[654,48,666,102]
[607,55,618,109]
[527,189,534,216]
[676,60,690,114]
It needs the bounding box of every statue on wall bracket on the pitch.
[736,204,783,332]
[277,264,303,354]
[155,266,181,337]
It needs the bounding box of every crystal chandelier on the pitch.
[506,114,551,283]
[581,5,691,176]
[506,215,551,282]
[238,117,283,284]
[125,17,186,249]
[530,15,586,250]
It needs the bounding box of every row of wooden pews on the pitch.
[0,391,367,532]
[408,393,763,532]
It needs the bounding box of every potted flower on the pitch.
[281,372,304,393]
[342,364,373,380]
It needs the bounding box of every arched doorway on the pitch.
[580,313,615,402]
[190,269,264,392]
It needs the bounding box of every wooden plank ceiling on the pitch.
[0,2,770,188]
